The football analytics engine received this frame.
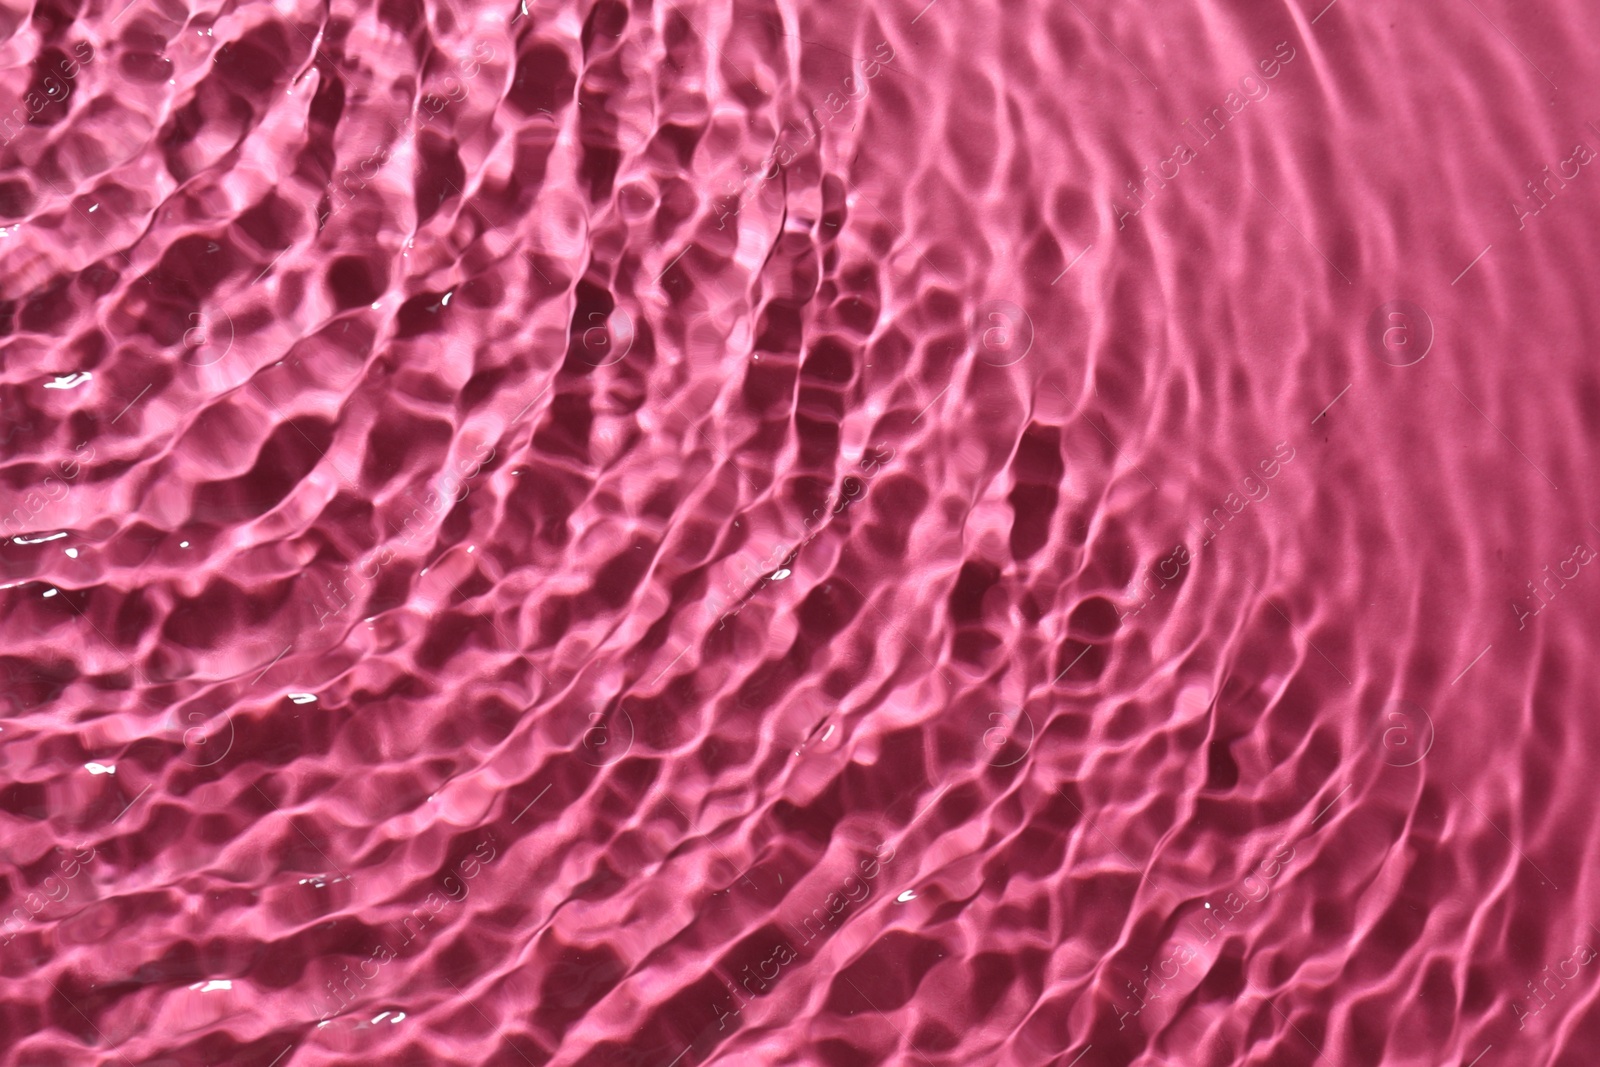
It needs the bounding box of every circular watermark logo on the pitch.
[576,704,634,766]
[180,307,235,366]
[167,707,235,767]
[973,300,1034,367]
[578,308,635,367]
[977,706,1035,767]
[1376,699,1434,767]
[1366,300,1432,367]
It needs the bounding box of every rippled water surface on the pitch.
[2,0,1600,1064]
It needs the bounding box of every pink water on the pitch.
[2,0,1599,1064]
